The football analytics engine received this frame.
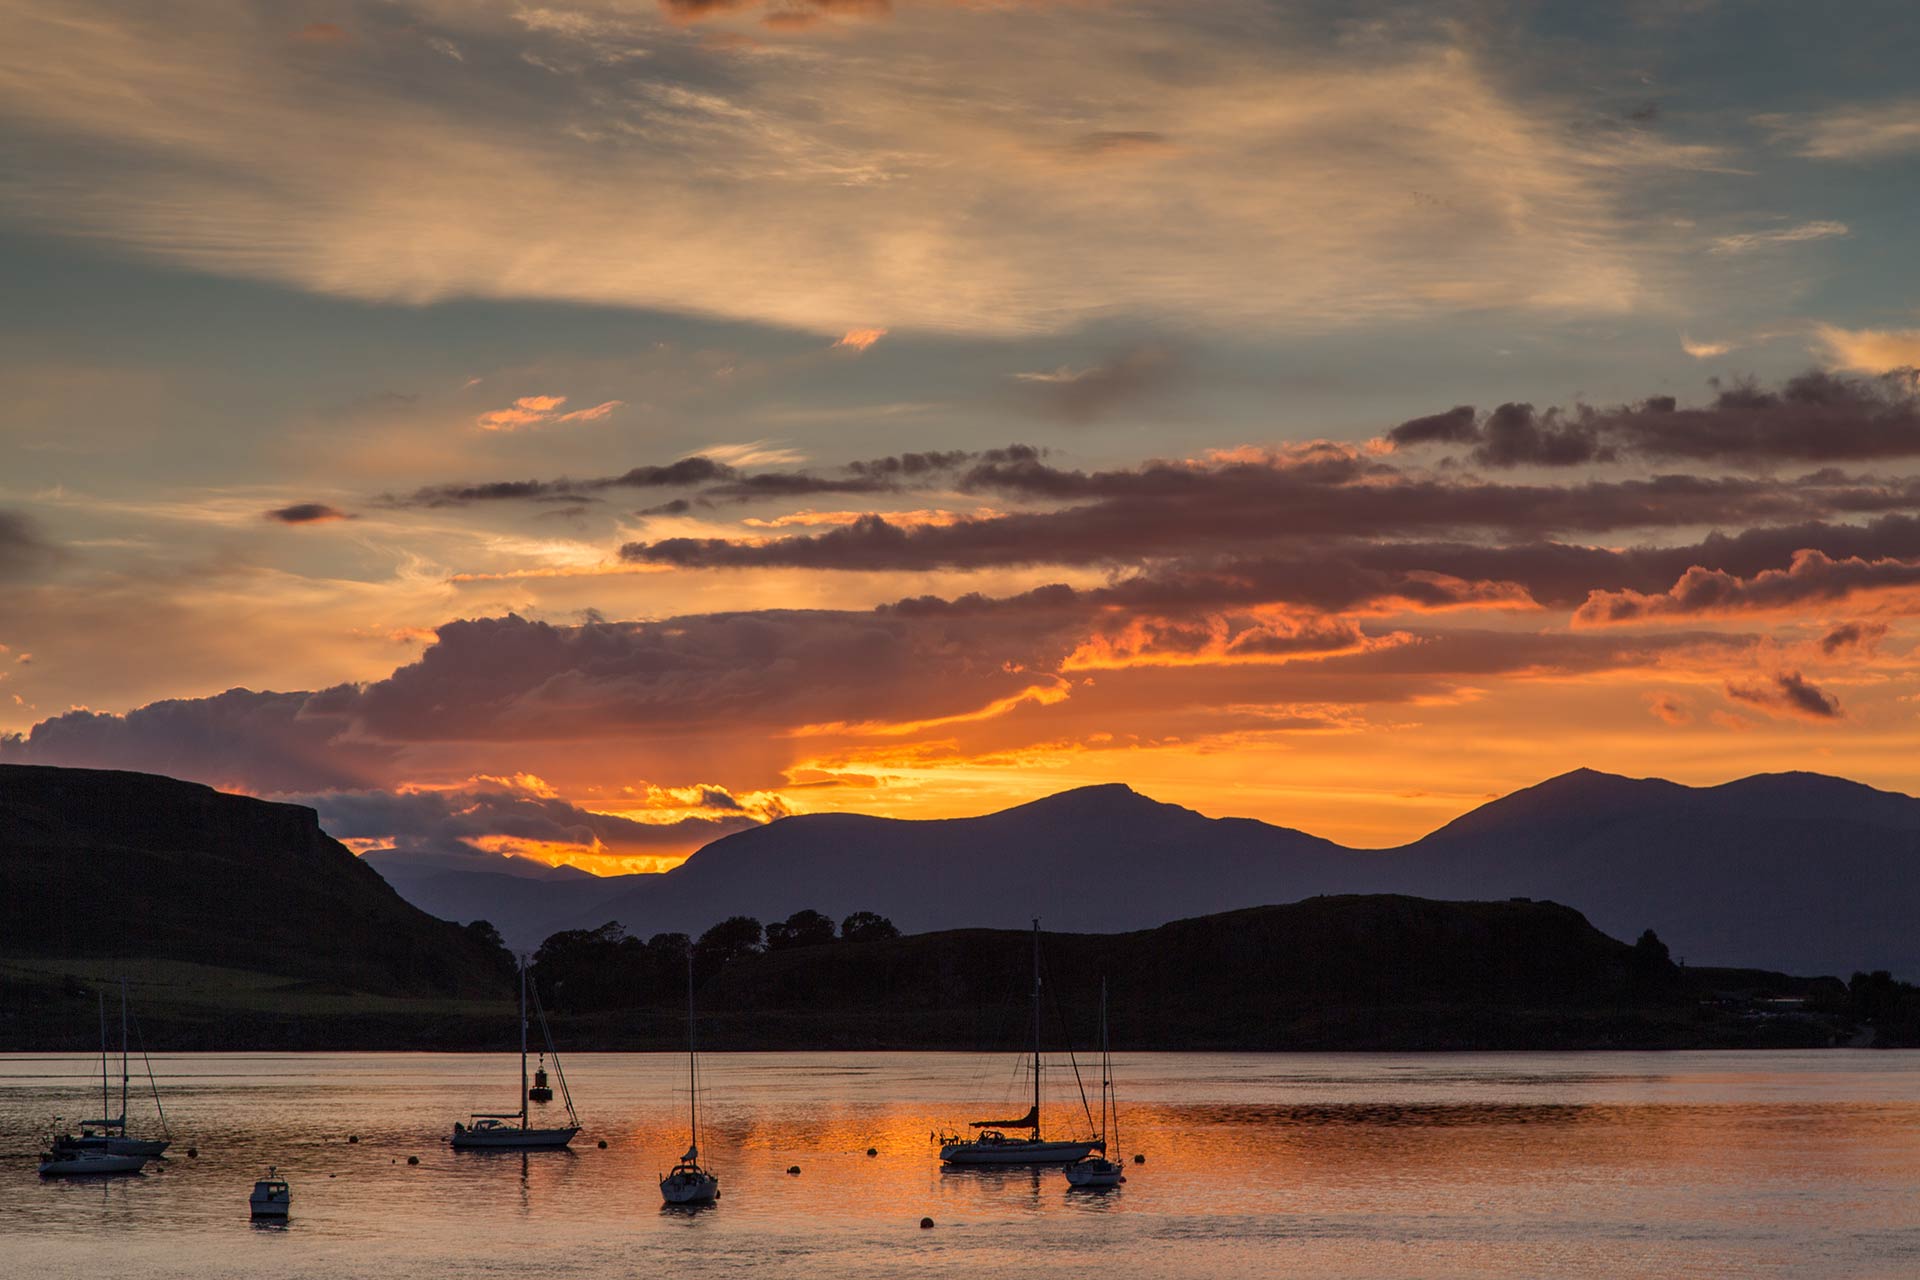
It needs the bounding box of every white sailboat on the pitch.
[940,920,1102,1166]
[452,957,580,1150]
[660,955,719,1205]
[38,1148,147,1177]
[1063,978,1126,1188]
[54,980,170,1160]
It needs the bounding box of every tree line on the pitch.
[522,909,901,1014]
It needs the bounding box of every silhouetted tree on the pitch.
[694,915,763,981]
[840,911,900,943]
[464,919,518,982]
[1627,927,1677,995]
[767,909,837,950]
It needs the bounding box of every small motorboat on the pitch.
[39,1148,147,1177]
[250,1168,291,1218]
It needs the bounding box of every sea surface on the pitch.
[3,1050,1919,1278]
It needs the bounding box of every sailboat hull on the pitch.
[451,1125,579,1149]
[57,1135,170,1158]
[660,1171,720,1204]
[39,1152,147,1176]
[941,1138,1099,1165]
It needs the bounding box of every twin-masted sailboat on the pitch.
[451,957,579,1149]
[940,920,1102,1166]
[660,954,720,1205]
[48,979,171,1169]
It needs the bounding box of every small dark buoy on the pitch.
[867,1147,878,1157]
[407,1155,420,1166]
[347,1135,359,1144]
[186,1148,198,1158]
[328,1173,336,1179]
[597,1140,608,1149]
[1133,1153,1145,1164]
[920,1217,934,1229]
[787,1165,801,1175]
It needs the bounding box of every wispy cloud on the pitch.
[0,4,1667,336]
[475,394,623,431]
[1708,220,1849,255]
[1759,100,1920,161]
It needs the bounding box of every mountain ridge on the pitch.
[367,766,1920,978]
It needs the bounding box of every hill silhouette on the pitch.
[544,897,1843,1052]
[0,764,513,1001]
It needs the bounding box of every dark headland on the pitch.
[1,763,1914,1052]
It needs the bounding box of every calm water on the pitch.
[4,1050,1920,1278]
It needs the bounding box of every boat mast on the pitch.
[686,949,698,1158]
[1031,917,1042,1140]
[518,957,529,1131]
[98,990,108,1126]
[1101,977,1113,1152]
[119,977,129,1126]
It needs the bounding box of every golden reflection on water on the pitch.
[5,1051,1920,1278]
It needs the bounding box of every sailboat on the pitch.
[660,955,719,1205]
[54,980,170,1159]
[940,920,1102,1166]
[452,957,580,1149]
[1063,978,1126,1188]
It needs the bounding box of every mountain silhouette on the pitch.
[374,768,1920,977]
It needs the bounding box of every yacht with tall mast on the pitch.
[939,920,1102,1166]
[54,980,170,1159]
[1063,978,1127,1187]
[452,957,580,1149]
[660,954,720,1205]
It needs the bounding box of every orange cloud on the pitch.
[1816,324,1920,374]
[792,680,1071,738]
[476,394,621,431]
[833,327,888,352]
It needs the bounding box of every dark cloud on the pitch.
[1471,402,1610,468]
[1389,370,1920,468]
[0,686,391,794]
[0,510,53,580]
[1387,405,1478,448]
[844,449,974,479]
[348,610,1072,743]
[1819,620,1889,655]
[1726,670,1842,720]
[390,456,734,508]
[1012,345,1179,423]
[1575,549,1920,625]
[264,503,351,524]
[623,448,1920,573]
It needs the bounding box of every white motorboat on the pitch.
[39,1148,147,1177]
[451,956,581,1150]
[1063,979,1127,1189]
[55,980,172,1159]
[940,920,1102,1167]
[249,1168,291,1217]
[660,955,719,1206]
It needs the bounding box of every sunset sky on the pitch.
[4,0,1920,871]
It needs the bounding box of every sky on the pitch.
[3,0,1920,872]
